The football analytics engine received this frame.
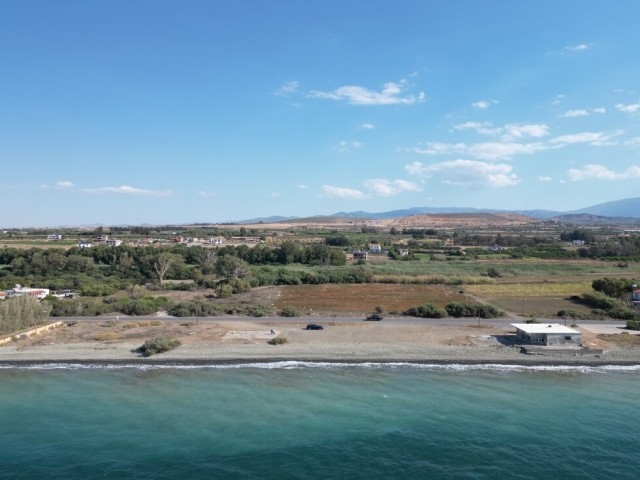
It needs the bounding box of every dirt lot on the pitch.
[274,284,469,315]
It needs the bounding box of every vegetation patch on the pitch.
[268,334,288,346]
[93,332,121,341]
[137,336,182,356]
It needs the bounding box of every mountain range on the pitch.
[239,197,640,224]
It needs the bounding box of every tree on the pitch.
[154,253,179,286]
[216,255,249,279]
[592,277,636,299]
[0,295,52,336]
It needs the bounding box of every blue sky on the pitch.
[1,1,639,227]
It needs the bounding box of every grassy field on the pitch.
[486,297,593,318]
[274,284,468,315]
[464,281,593,298]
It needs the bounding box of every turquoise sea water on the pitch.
[1,362,640,479]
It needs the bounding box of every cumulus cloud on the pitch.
[336,140,363,151]
[563,109,589,118]
[413,140,544,161]
[615,103,640,113]
[298,184,308,189]
[85,186,173,197]
[361,123,375,129]
[308,79,425,105]
[274,80,299,96]
[198,191,219,197]
[563,108,606,117]
[453,122,549,140]
[568,164,640,181]
[405,160,519,188]
[537,176,553,182]
[550,131,621,146]
[321,185,366,200]
[363,179,419,196]
[471,99,498,109]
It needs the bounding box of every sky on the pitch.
[1,0,639,227]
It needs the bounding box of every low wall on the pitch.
[0,321,64,346]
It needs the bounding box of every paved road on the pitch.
[61,315,628,329]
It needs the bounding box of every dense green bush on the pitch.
[0,295,53,336]
[137,336,182,356]
[445,302,503,318]
[403,303,447,318]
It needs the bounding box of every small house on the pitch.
[398,248,409,257]
[352,250,369,260]
[47,234,63,241]
[368,243,382,253]
[511,323,581,346]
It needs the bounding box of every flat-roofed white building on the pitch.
[511,323,582,346]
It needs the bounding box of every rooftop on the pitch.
[511,323,580,335]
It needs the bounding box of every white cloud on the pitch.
[321,185,366,200]
[198,191,219,197]
[86,186,173,197]
[537,176,553,182]
[336,140,363,151]
[412,140,545,161]
[298,184,308,189]
[615,103,640,113]
[550,131,622,147]
[270,192,282,197]
[569,164,640,181]
[471,99,498,109]
[593,108,606,114]
[454,122,502,136]
[308,79,425,105]
[405,160,519,188]
[563,109,589,118]
[363,179,419,196]
[274,80,299,96]
[453,122,549,140]
[55,180,75,188]
[563,44,590,53]
[625,137,640,147]
[361,123,375,129]
[468,142,546,161]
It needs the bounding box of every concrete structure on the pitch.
[47,234,63,241]
[368,243,382,253]
[77,240,92,248]
[352,250,369,260]
[208,237,223,245]
[104,239,122,247]
[398,248,409,257]
[5,284,50,300]
[511,323,581,346]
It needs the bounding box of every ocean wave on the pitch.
[1,361,639,373]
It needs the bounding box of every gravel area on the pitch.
[0,320,638,365]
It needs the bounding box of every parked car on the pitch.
[365,314,383,321]
[306,324,324,330]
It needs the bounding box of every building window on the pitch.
[565,336,572,341]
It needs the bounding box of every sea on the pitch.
[1,362,639,480]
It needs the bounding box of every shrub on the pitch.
[94,332,120,341]
[137,336,182,356]
[102,320,117,327]
[627,320,639,331]
[279,306,301,317]
[404,303,447,318]
[268,335,288,346]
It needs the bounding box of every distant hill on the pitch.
[570,197,640,218]
[551,214,640,225]
[238,196,640,225]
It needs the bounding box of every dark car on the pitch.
[365,314,383,321]
[306,324,324,330]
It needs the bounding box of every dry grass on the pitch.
[465,281,593,298]
[122,320,164,329]
[598,333,640,346]
[93,331,121,341]
[275,284,468,314]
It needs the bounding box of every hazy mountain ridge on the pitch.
[235,197,640,224]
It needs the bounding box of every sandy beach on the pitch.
[1,318,639,366]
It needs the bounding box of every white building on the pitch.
[6,284,50,300]
[511,323,581,346]
[47,234,63,241]
[208,237,223,245]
